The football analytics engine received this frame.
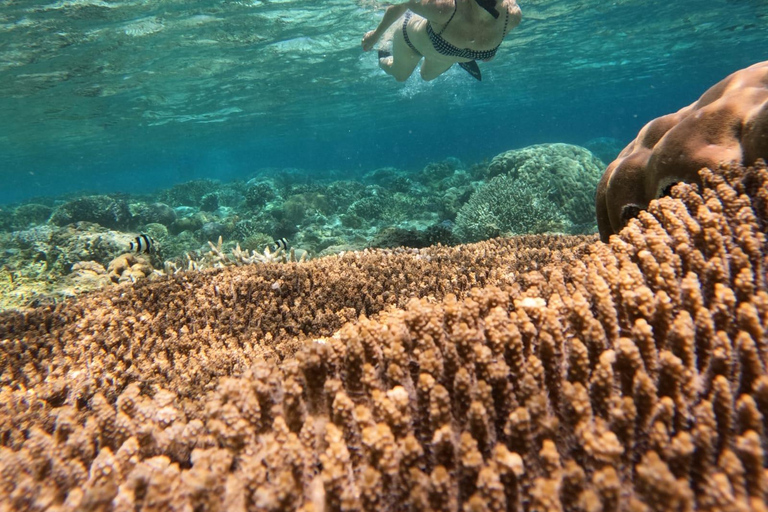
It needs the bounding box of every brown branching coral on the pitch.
[1,161,768,511]
[0,234,591,406]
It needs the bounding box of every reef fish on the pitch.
[274,237,289,251]
[129,234,155,254]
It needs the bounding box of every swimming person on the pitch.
[361,0,521,82]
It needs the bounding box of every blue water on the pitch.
[1,0,766,204]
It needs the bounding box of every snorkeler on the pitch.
[361,0,521,82]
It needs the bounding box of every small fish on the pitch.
[274,237,289,251]
[129,234,155,254]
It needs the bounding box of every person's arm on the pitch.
[405,0,454,20]
[362,3,409,51]
[362,0,454,51]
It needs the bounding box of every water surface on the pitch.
[1,0,766,202]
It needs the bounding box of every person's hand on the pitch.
[361,30,379,51]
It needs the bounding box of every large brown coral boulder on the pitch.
[596,60,768,242]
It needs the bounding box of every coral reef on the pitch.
[192,236,311,269]
[596,60,768,242]
[129,202,177,228]
[159,179,222,208]
[456,144,603,240]
[0,145,607,310]
[455,175,568,241]
[0,224,157,309]
[245,180,280,209]
[106,253,156,284]
[371,222,458,249]
[1,160,767,510]
[11,203,52,229]
[49,195,134,230]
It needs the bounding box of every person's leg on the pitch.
[419,59,455,81]
[379,18,421,82]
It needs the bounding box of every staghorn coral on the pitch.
[596,60,768,242]
[0,161,767,510]
[455,175,569,241]
[457,143,604,241]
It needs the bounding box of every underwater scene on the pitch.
[0,0,766,308]
[1,0,768,510]
[1,0,766,308]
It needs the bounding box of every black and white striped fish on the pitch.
[273,237,289,251]
[129,234,155,254]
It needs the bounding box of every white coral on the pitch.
[163,236,309,275]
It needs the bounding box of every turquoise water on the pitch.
[1,0,766,204]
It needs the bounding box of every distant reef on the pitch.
[0,143,605,310]
[456,144,603,241]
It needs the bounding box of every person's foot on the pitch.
[378,54,395,73]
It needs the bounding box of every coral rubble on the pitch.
[596,60,768,242]
[1,161,767,511]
